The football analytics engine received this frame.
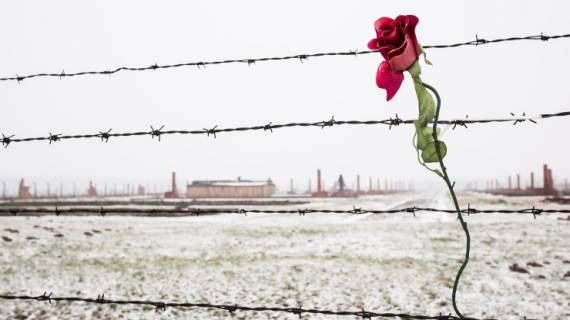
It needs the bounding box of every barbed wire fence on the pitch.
[1,31,570,320]
[0,33,568,83]
[0,205,567,217]
[0,293,497,320]
[2,111,569,148]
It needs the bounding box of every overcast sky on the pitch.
[0,0,568,194]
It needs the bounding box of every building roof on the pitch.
[189,178,274,187]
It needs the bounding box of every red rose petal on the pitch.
[380,28,403,46]
[367,39,379,50]
[378,45,393,60]
[374,17,395,33]
[387,34,420,72]
[396,15,419,30]
[398,15,420,55]
[376,61,404,101]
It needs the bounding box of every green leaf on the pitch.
[414,121,432,150]
[420,47,433,65]
[422,127,433,138]
[412,79,436,127]
[422,127,442,139]
[421,141,447,163]
[418,89,435,126]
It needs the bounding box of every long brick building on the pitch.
[186,177,276,198]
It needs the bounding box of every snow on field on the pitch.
[0,192,568,319]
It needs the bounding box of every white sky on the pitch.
[0,0,569,194]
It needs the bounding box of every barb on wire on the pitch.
[0,206,568,217]
[149,125,164,141]
[320,115,336,128]
[98,129,113,143]
[388,114,403,129]
[0,33,569,83]
[47,133,60,144]
[204,125,218,138]
[1,134,14,148]
[1,110,568,148]
[0,292,493,320]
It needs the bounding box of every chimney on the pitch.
[171,172,177,193]
[356,175,361,193]
[548,168,553,190]
[530,172,535,190]
[508,176,512,190]
[516,174,521,190]
[369,177,373,192]
[542,164,550,191]
[317,169,322,193]
[548,169,554,190]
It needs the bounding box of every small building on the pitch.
[87,181,97,197]
[18,178,32,199]
[137,185,146,196]
[186,177,276,198]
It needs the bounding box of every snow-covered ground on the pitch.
[0,192,568,319]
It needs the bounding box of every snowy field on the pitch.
[0,192,569,320]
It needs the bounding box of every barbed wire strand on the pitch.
[1,33,569,83]
[0,206,566,217]
[0,292,499,320]
[1,111,569,148]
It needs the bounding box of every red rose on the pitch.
[368,15,421,101]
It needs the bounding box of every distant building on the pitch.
[483,164,559,196]
[87,181,97,197]
[186,177,275,198]
[18,179,32,199]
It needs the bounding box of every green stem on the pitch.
[422,82,470,319]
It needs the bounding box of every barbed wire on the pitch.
[0,205,567,218]
[0,292,496,320]
[1,111,568,148]
[1,33,568,83]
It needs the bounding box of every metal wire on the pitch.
[0,205,565,217]
[2,111,569,148]
[0,292,496,320]
[1,33,568,83]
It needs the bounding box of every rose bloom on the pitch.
[368,15,421,100]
